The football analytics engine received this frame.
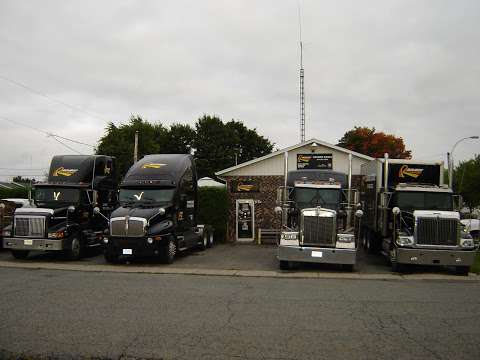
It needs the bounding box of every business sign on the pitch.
[230,179,260,193]
[297,154,333,170]
[387,163,441,186]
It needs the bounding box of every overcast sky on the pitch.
[1,0,479,181]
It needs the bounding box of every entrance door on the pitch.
[236,199,255,242]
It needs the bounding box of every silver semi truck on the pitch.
[275,155,363,271]
[361,154,476,275]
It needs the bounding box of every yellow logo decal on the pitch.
[141,163,166,169]
[237,184,254,192]
[298,155,311,163]
[53,167,78,177]
[399,165,423,179]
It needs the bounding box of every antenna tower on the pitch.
[298,4,305,143]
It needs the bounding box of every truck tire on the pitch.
[279,260,291,270]
[198,231,208,251]
[104,251,120,264]
[389,247,405,273]
[11,250,29,260]
[207,231,214,248]
[161,237,177,264]
[455,266,470,276]
[342,264,354,272]
[66,236,82,260]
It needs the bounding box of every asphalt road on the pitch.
[1,268,479,360]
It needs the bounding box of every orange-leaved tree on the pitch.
[337,127,412,159]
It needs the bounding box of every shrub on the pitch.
[0,187,29,200]
[198,187,228,242]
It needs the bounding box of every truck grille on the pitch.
[416,217,458,246]
[302,210,336,247]
[110,217,146,237]
[14,216,45,237]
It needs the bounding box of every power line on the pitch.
[0,116,95,148]
[51,135,83,154]
[0,74,108,123]
[0,167,48,170]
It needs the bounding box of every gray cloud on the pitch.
[0,0,479,180]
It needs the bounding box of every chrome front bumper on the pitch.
[3,237,65,251]
[396,247,476,266]
[278,245,356,265]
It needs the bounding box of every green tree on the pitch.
[337,126,412,159]
[453,155,480,211]
[163,123,196,154]
[193,115,274,178]
[96,115,164,179]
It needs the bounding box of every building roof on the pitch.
[215,138,373,176]
[198,177,226,188]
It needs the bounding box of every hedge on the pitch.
[0,187,30,200]
[198,187,229,242]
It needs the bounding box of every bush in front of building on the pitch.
[0,187,29,200]
[198,187,228,242]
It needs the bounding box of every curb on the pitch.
[0,261,479,281]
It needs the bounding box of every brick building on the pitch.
[215,139,372,243]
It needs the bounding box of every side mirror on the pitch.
[355,209,364,218]
[68,205,76,213]
[392,207,401,216]
[274,206,283,214]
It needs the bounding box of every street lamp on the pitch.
[448,136,479,189]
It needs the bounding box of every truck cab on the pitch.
[104,154,213,263]
[276,165,363,271]
[2,155,117,260]
[362,155,476,274]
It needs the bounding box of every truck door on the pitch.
[180,168,197,247]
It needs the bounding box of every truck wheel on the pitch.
[390,248,405,273]
[198,231,208,251]
[455,266,470,276]
[342,264,354,272]
[161,237,177,264]
[104,251,119,264]
[207,231,214,248]
[66,237,82,260]
[279,260,291,270]
[11,250,29,260]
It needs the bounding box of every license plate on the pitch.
[24,239,33,246]
[311,251,323,258]
[122,249,132,255]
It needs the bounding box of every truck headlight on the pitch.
[337,234,355,243]
[460,238,475,248]
[396,236,414,246]
[48,231,65,239]
[2,229,11,237]
[281,232,299,241]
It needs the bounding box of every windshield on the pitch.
[394,191,453,211]
[294,187,341,210]
[35,188,80,204]
[119,188,175,205]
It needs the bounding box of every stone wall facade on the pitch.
[224,175,284,242]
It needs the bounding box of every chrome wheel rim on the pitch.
[168,240,176,259]
[203,234,208,247]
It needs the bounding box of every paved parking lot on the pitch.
[0,242,475,277]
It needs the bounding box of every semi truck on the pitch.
[275,154,363,271]
[361,154,476,274]
[103,154,213,263]
[3,155,117,259]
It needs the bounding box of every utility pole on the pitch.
[299,4,305,143]
[134,130,139,163]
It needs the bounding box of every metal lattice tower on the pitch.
[299,41,305,143]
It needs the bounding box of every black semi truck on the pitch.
[103,154,213,263]
[275,154,364,271]
[361,154,476,274]
[3,155,117,259]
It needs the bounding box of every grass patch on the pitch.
[472,251,480,274]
